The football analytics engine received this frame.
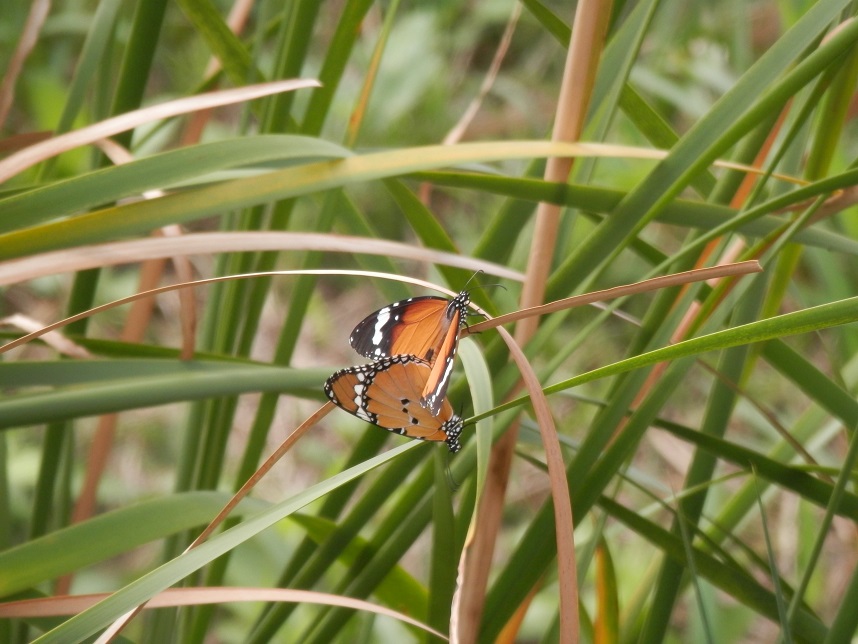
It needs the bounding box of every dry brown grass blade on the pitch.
[466,261,763,334]
[189,405,330,549]
[494,326,578,638]
[0,314,90,358]
[98,404,332,641]
[0,232,523,287]
[0,79,320,182]
[0,269,498,355]
[0,587,447,640]
[0,0,50,129]
[442,3,521,146]
[458,3,612,641]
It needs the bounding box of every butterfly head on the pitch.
[447,289,471,325]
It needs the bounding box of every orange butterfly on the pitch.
[348,290,470,416]
[324,355,463,452]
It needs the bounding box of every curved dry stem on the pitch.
[0,232,523,287]
[98,403,333,642]
[444,3,521,146]
[488,326,579,639]
[0,587,447,640]
[0,269,506,355]
[466,261,763,335]
[0,314,89,358]
[0,79,320,182]
[189,403,332,549]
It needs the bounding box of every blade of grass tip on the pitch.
[521,0,570,44]
[345,0,402,147]
[594,538,619,644]
[458,339,494,494]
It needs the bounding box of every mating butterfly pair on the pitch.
[324,290,470,452]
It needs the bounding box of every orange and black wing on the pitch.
[349,296,451,362]
[324,355,463,452]
[348,291,471,417]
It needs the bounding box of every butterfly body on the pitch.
[324,355,463,452]
[348,290,470,415]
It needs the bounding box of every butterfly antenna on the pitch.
[463,269,485,290]
[470,282,507,294]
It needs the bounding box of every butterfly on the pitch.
[324,354,463,452]
[348,289,470,416]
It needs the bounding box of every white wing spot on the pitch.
[371,307,391,347]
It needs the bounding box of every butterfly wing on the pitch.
[324,355,463,452]
[349,290,471,417]
[349,296,451,362]
[418,291,470,415]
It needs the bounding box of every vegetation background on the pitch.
[1,0,858,642]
